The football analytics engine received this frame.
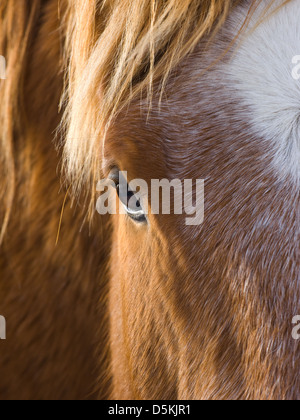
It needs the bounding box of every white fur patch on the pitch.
[224,0,300,182]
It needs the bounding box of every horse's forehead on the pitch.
[153,0,299,181]
[114,0,300,185]
[214,0,300,182]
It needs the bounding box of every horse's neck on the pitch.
[0,0,110,400]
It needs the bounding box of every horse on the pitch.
[0,0,299,400]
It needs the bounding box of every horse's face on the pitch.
[102,1,300,399]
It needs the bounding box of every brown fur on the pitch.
[0,0,111,400]
[1,0,299,400]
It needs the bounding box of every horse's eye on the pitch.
[109,170,147,223]
[117,185,147,223]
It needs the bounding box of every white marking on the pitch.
[225,0,300,182]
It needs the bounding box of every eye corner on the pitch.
[107,166,120,184]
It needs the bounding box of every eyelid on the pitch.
[102,159,119,179]
[107,167,120,185]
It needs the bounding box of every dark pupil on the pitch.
[117,185,141,209]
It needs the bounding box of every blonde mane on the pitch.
[0,1,42,242]
[62,0,254,196]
